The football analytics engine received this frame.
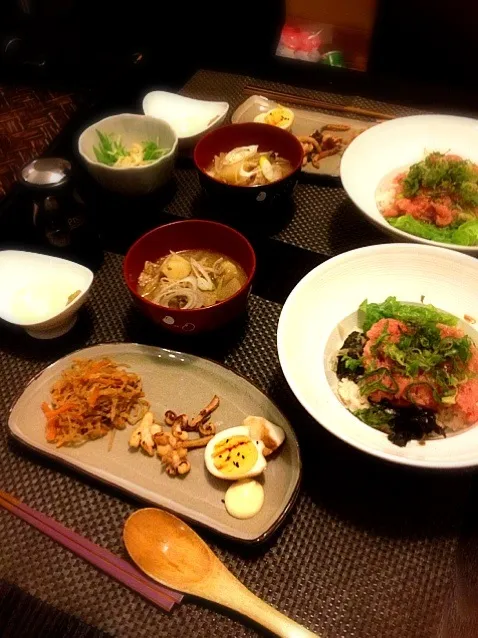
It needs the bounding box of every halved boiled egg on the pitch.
[253,106,295,131]
[204,425,267,481]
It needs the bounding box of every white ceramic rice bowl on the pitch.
[340,114,478,254]
[277,243,478,469]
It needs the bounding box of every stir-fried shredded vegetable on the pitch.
[42,358,149,447]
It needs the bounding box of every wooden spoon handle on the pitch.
[212,579,319,637]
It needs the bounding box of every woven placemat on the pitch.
[162,70,422,256]
[0,86,80,200]
[0,251,471,638]
[0,580,108,638]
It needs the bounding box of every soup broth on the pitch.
[137,250,248,310]
[207,145,293,186]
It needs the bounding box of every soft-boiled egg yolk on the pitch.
[225,479,264,519]
[212,435,258,478]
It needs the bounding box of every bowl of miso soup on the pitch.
[123,220,256,333]
[194,122,303,211]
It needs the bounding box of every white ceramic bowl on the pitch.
[78,113,178,195]
[341,114,478,254]
[142,91,229,150]
[0,251,93,339]
[277,243,478,469]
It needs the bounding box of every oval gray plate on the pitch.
[8,343,301,543]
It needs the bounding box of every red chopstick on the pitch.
[0,490,182,611]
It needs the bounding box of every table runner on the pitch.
[0,70,474,638]
[0,251,470,637]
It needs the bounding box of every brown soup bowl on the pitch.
[123,220,256,334]
[194,122,303,211]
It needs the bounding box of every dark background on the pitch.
[2,0,478,104]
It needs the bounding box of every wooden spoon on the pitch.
[124,508,319,637]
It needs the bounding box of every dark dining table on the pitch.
[1,68,478,638]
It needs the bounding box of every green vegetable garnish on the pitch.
[370,321,391,356]
[354,405,395,429]
[93,131,168,166]
[340,294,474,446]
[142,140,168,161]
[386,153,478,246]
[388,216,457,243]
[383,328,472,391]
[388,216,478,246]
[357,297,473,396]
[360,297,457,333]
[338,354,363,372]
[404,382,440,406]
[359,367,399,397]
[452,220,478,245]
[93,130,128,166]
[403,152,478,207]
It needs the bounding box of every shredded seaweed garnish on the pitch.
[336,331,365,381]
[353,403,445,447]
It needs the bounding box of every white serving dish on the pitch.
[78,113,178,195]
[277,243,478,469]
[0,250,93,339]
[341,114,478,253]
[142,91,229,149]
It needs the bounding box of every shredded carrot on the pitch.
[45,420,57,442]
[42,402,76,420]
[42,358,149,448]
[88,386,100,407]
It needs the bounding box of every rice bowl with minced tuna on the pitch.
[333,297,478,447]
[376,152,478,246]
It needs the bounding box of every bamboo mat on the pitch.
[0,85,80,199]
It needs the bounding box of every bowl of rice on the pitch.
[278,243,478,469]
[341,114,478,254]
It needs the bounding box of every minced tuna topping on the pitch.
[378,152,478,246]
[336,297,478,447]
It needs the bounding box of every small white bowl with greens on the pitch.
[78,114,178,195]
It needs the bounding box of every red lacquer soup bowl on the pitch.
[194,122,303,211]
[123,220,256,334]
